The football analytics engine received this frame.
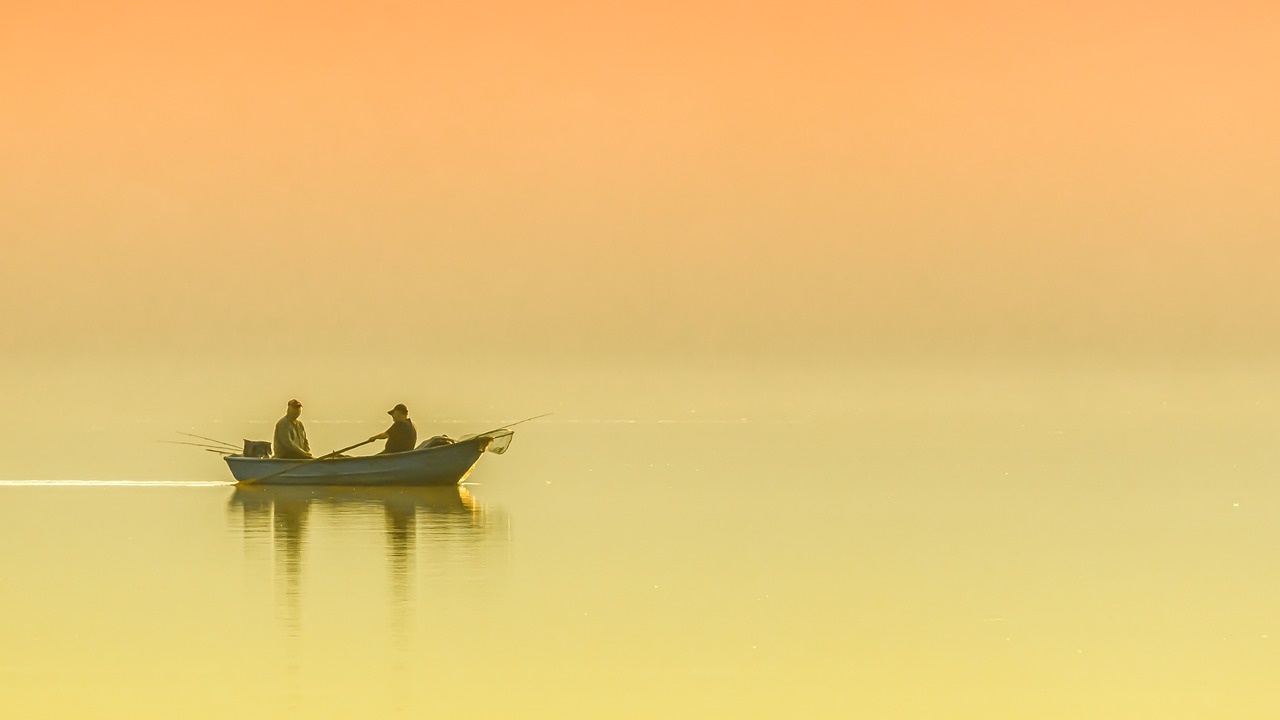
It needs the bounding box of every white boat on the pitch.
[224,431,513,486]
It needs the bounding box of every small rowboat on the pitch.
[224,431,514,486]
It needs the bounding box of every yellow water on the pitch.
[2,371,1279,718]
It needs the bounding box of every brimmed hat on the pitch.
[288,398,303,407]
[387,403,408,415]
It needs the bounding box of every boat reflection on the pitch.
[225,485,506,638]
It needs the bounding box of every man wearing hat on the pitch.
[369,403,418,454]
[273,399,313,459]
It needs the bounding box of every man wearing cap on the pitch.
[369,403,418,454]
[273,399,313,459]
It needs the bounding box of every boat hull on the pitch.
[225,437,489,486]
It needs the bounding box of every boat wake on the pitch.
[0,480,233,487]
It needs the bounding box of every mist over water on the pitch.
[3,363,1279,718]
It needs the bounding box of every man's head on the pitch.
[287,398,303,419]
[387,403,409,421]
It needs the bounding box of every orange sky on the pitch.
[3,0,1279,369]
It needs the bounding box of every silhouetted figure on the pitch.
[369,403,418,454]
[273,398,313,459]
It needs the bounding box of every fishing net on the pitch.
[482,429,515,455]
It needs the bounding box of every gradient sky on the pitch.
[3,0,1279,373]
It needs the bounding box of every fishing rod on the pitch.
[461,412,552,440]
[160,440,240,451]
[177,432,240,450]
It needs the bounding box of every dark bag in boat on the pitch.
[242,440,272,458]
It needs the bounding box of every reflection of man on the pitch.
[273,399,313,459]
[369,403,418,454]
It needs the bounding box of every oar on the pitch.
[238,439,377,486]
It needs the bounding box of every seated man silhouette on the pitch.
[273,399,313,459]
[369,403,418,454]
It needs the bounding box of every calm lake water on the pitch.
[3,396,1280,718]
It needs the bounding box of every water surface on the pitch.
[3,407,1279,718]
